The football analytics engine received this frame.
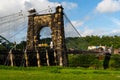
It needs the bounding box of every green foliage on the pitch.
[68,54,104,69]
[66,37,88,50]
[84,35,120,48]
[91,58,103,69]
[40,38,51,44]
[0,45,6,50]
[68,54,98,68]
[110,54,120,69]
[1,35,120,50]
[16,41,26,50]
[66,35,120,51]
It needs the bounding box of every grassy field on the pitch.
[0,66,120,80]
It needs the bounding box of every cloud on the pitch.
[76,25,115,37]
[80,28,94,37]
[0,0,78,42]
[64,18,89,37]
[64,20,94,37]
[80,26,120,37]
[105,29,120,36]
[61,2,78,10]
[0,0,78,16]
[64,22,80,37]
[70,15,91,28]
[24,1,33,10]
[96,0,120,13]
[111,18,120,26]
[0,0,24,16]
[71,20,84,27]
[24,0,58,11]
[81,29,109,37]
[65,19,120,37]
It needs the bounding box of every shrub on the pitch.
[110,54,120,69]
[0,45,6,50]
[68,54,98,68]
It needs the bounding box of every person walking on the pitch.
[103,48,112,69]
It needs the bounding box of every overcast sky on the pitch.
[0,0,120,42]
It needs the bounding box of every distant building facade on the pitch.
[88,46,106,51]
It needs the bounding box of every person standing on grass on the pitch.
[103,47,112,69]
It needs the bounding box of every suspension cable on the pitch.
[64,13,82,38]
[8,22,27,39]
[64,12,89,50]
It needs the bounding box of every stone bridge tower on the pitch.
[26,6,68,66]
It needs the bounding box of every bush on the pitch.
[0,45,6,50]
[68,54,99,68]
[110,54,120,69]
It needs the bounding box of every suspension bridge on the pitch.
[0,5,90,67]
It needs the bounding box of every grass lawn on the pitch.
[0,66,120,80]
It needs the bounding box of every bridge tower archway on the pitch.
[26,6,68,66]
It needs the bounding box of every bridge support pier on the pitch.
[46,50,50,66]
[36,50,41,67]
[54,50,57,65]
[26,5,68,67]
[24,50,29,67]
[9,50,13,67]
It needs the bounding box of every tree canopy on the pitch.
[1,35,120,50]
